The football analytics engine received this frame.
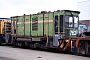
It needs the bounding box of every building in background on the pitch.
[77,0,90,31]
[78,24,88,33]
[79,20,90,31]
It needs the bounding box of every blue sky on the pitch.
[0,0,87,18]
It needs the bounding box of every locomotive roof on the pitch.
[0,18,11,20]
[11,10,80,17]
[62,10,80,13]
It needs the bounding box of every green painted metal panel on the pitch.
[25,15,30,36]
[43,12,55,36]
[53,11,66,34]
[48,13,54,36]
[38,14,43,36]
[17,16,24,36]
[64,11,80,16]
[44,13,49,36]
[11,10,80,37]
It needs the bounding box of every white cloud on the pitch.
[0,0,87,18]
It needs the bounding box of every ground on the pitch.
[0,46,89,60]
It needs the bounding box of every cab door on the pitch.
[53,15,60,46]
[53,15,64,46]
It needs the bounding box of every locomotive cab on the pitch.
[55,11,90,55]
[53,10,80,47]
[54,10,80,39]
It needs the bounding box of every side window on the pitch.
[55,15,58,32]
[60,15,63,32]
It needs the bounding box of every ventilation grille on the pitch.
[32,17,38,30]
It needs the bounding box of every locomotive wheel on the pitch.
[80,49,85,55]
[40,44,47,50]
[17,42,22,47]
[78,41,86,55]
[21,42,26,48]
[0,43,1,46]
[13,40,17,47]
[33,43,36,48]
[29,43,32,48]
[30,43,34,48]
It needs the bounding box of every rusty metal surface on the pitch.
[80,20,90,26]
